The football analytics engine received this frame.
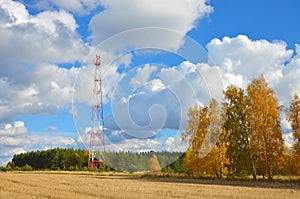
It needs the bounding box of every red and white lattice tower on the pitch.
[88,55,105,169]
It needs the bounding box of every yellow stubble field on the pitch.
[0,172,299,199]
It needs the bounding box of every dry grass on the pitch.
[0,171,299,199]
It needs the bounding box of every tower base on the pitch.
[88,160,104,170]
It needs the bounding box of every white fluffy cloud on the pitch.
[207,35,293,88]
[106,61,221,137]
[0,0,89,63]
[274,44,300,105]
[206,35,300,108]
[0,0,89,122]
[89,0,212,50]
[0,121,27,136]
[130,64,157,89]
[0,64,80,122]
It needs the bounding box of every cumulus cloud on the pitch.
[274,44,300,105]
[0,0,90,122]
[0,121,27,136]
[130,64,157,89]
[0,0,84,156]
[207,35,293,88]
[0,0,89,64]
[73,59,222,146]
[206,35,300,109]
[206,35,300,105]
[0,64,80,122]
[105,61,221,138]
[89,0,212,50]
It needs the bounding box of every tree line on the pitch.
[4,148,185,173]
[8,148,88,171]
[182,75,300,179]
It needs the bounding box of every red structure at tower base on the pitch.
[88,159,103,169]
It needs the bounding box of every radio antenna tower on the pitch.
[88,55,105,169]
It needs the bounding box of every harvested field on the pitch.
[0,172,299,199]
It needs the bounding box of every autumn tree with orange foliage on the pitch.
[148,154,161,173]
[287,93,300,175]
[182,103,210,175]
[182,75,298,179]
[246,75,284,179]
[182,99,228,178]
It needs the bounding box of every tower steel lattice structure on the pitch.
[88,55,105,169]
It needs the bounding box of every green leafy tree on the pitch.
[224,85,255,178]
[22,164,33,171]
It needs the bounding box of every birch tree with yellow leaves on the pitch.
[182,99,228,178]
[286,93,300,174]
[246,75,284,179]
[224,85,256,179]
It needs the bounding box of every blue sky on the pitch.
[193,0,300,49]
[0,0,300,166]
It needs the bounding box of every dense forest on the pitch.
[5,148,185,173]
[3,75,300,180]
